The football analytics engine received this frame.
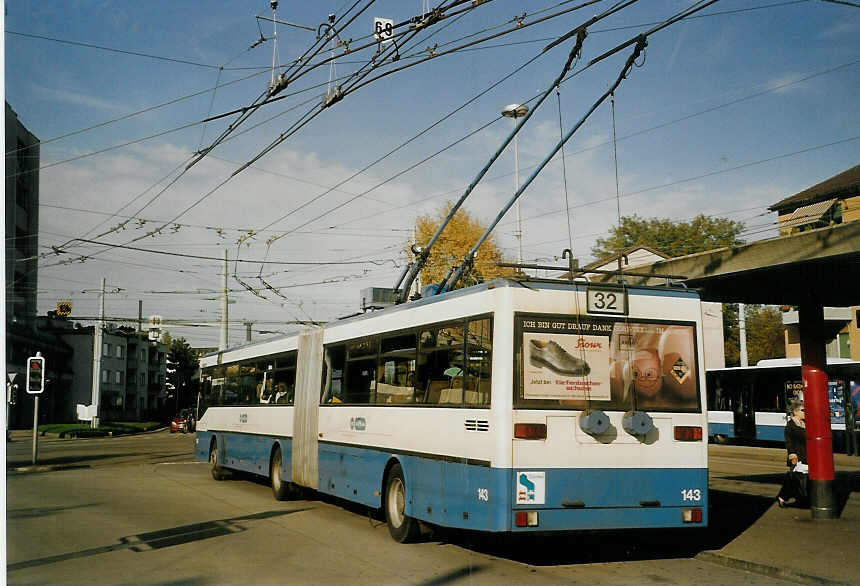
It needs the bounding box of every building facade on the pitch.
[769,165,860,360]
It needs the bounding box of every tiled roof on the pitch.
[778,198,837,229]
[769,164,860,212]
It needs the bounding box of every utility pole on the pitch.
[219,250,229,350]
[739,303,749,367]
[90,277,105,428]
[245,321,253,343]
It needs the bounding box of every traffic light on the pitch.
[26,356,45,394]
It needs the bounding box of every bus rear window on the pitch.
[515,313,701,412]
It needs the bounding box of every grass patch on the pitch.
[38,421,163,438]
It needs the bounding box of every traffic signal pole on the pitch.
[32,394,39,465]
[27,352,45,465]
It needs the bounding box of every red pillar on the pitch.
[798,303,837,519]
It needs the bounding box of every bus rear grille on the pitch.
[465,419,489,432]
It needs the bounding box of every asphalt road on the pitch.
[6,431,806,585]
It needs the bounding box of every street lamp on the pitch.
[501,103,529,265]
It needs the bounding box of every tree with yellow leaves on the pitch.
[408,202,514,290]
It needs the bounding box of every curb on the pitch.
[11,426,169,440]
[695,551,853,586]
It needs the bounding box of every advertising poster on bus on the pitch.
[519,314,699,411]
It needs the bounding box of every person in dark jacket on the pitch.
[777,399,807,507]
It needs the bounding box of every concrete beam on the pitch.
[612,222,860,306]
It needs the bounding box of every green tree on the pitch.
[723,304,786,367]
[591,214,745,259]
[409,202,513,289]
[167,337,199,411]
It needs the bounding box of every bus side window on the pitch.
[376,332,417,404]
[464,318,492,407]
[321,344,346,404]
[345,337,378,404]
[419,324,465,406]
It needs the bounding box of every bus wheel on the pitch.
[209,441,228,481]
[271,448,290,501]
[385,463,419,543]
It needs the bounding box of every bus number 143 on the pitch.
[681,488,702,501]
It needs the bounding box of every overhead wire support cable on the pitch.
[255,0,634,270]
[395,0,641,302]
[345,0,603,96]
[184,1,376,173]
[394,26,591,302]
[440,37,648,294]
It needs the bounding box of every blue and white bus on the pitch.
[195,278,709,541]
[706,358,859,445]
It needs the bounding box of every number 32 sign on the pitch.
[586,286,627,315]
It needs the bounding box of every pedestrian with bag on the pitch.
[777,399,808,507]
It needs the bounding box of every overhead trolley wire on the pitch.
[4,30,266,70]
[438,0,721,292]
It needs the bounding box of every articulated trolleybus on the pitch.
[195,278,708,541]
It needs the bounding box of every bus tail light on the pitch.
[674,426,702,441]
[514,423,547,440]
[682,508,703,523]
[515,511,539,527]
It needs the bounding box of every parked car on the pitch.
[169,409,195,433]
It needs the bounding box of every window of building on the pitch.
[116,345,123,358]
[101,369,109,383]
[139,373,146,386]
[114,371,123,384]
[140,349,146,362]
[103,342,110,356]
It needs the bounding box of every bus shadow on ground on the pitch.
[719,470,858,516]
[7,509,311,573]
[428,489,774,566]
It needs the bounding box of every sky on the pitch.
[5,0,860,348]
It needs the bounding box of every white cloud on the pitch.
[31,83,125,112]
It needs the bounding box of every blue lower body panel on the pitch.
[708,422,733,437]
[195,431,293,482]
[509,467,708,531]
[198,432,707,532]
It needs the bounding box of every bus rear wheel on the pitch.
[271,448,290,501]
[209,441,228,481]
[385,463,419,543]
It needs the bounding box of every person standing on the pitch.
[777,399,808,507]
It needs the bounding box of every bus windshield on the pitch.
[515,313,701,412]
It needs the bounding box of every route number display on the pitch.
[586,286,627,315]
[374,17,394,43]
